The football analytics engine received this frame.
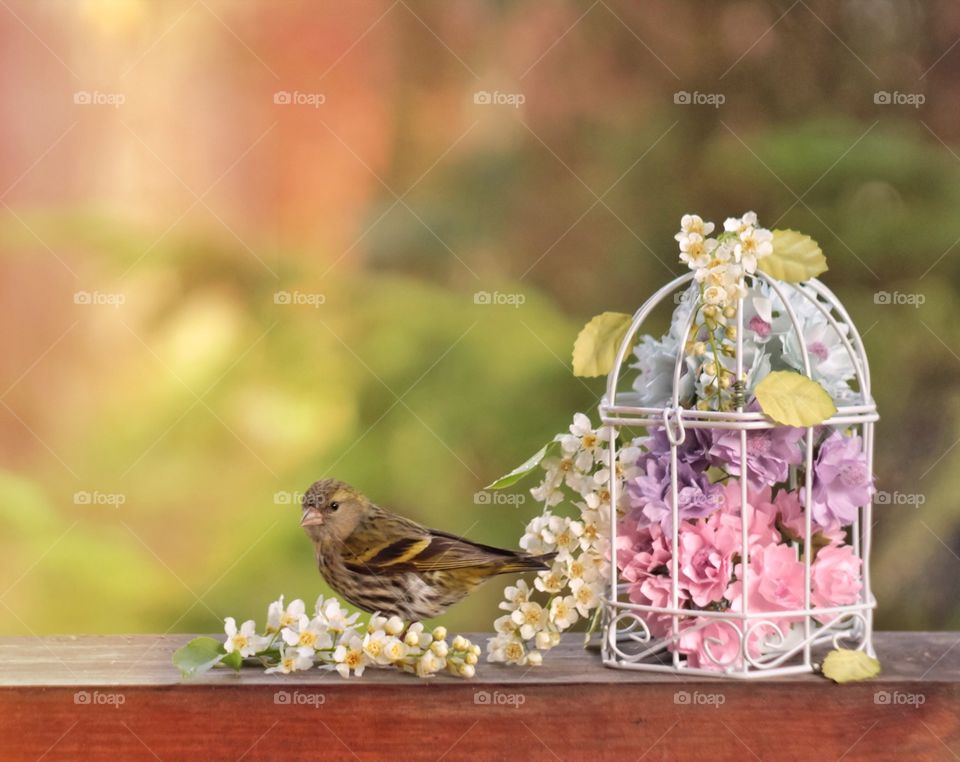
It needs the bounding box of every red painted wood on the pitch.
[0,632,957,760]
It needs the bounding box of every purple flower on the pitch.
[643,426,714,472]
[627,455,724,532]
[805,431,874,526]
[709,425,804,489]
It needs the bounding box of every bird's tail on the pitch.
[497,551,557,574]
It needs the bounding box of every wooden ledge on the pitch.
[0,632,958,760]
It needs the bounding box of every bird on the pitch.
[298,478,555,621]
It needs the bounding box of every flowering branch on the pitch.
[173,595,480,679]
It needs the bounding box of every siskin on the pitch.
[299,479,555,620]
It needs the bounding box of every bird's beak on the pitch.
[300,509,324,527]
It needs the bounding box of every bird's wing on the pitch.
[341,510,523,574]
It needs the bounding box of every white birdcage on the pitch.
[600,271,878,679]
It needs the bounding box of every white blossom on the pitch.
[224,617,267,658]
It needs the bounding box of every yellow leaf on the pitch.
[755,370,837,427]
[821,648,881,684]
[572,312,634,378]
[759,230,828,282]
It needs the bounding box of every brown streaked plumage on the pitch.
[299,478,554,620]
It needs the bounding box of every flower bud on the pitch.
[460,664,476,678]
[430,640,449,658]
[525,650,543,666]
[385,615,404,636]
[465,652,478,665]
[431,626,447,641]
[452,635,468,651]
[722,306,737,319]
[691,341,707,356]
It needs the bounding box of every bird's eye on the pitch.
[329,501,339,512]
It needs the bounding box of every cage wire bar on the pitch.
[600,273,878,679]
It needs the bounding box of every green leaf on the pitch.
[572,312,634,378]
[759,230,828,282]
[821,648,881,683]
[221,649,244,671]
[755,371,837,427]
[485,437,562,490]
[173,636,226,678]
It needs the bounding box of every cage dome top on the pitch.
[577,212,877,433]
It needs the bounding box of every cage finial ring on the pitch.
[662,405,686,446]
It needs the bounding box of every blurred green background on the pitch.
[1,0,958,635]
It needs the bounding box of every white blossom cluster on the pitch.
[224,595,480,679]
[487,413,643,665]
[676,212,773,310]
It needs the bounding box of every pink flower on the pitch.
[811,545,862,613]
[677,519,738,607]
[676,618,743,671]
[616,519,670,582]
[712,481,781,549]
[775,487,846,545]
[727,542,806,615]
[627,575,684,639]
